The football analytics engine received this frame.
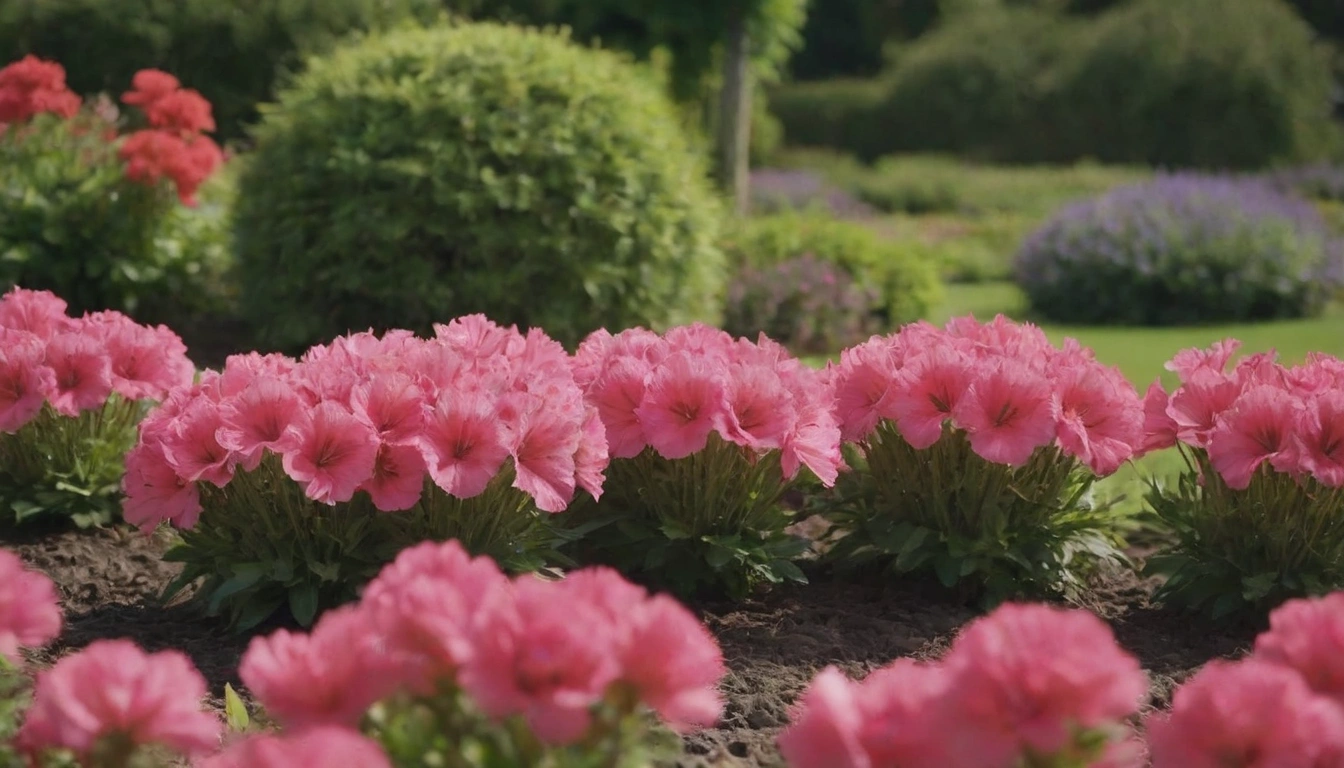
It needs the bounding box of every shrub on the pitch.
[1053,0,1339,169]
[723,254,883,355]
[748,168,874,218]
[124,317,607,629]
[0,288,194,529]
[821,315,1143,604]
[769,78,888,160]
[1015,176,1343,326]
[0,0,438,141]
[1266,163,1344,202]
[232,22,725,353]
[1143,342,1344,618]
[0,58,227,326]
[720,212,943,328]
[561,325,842,599]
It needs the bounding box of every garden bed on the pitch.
[4,525,1255,767]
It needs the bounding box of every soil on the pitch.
[1,526,1258,767]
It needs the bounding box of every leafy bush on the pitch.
[0,58,228,327]
[721,212,942,327]
[769,78,888,160]
[821,316,1143,605]
[1144,343,1344,619]
[126,318,605,629]
[562,326,841,599]
[748,168,874,218]
[723,254,882,355]
[0,288,194,528]
[1014,175,1343,326]
[1266,163,1344,202]
[0,0,438,141]
[1053,0,1339,169]
[232,22,725,352]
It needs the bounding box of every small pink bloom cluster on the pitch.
[832,314,1144,474]
[573,324,842,484]
[123,315,609,530]
[0,287,194,432]
[779,603,1149,768]
[1143,339,1344,489]
[239,538,725,746]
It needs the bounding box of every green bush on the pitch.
[769,78,888,160]
[721,212,942,326]
[0,0,438,141]
[232,22,726,352]
[1052,0,1339,169]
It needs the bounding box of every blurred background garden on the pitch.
[4,0,1344,518]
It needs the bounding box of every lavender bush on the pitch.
[723,253,882,354]
[1014,175,1344,325]
[750,169,875,219]
[1264,164,1344,203]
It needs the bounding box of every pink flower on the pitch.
[43,332,112,417]
[509,403,581,512]
[161,399,235,488]
[0,288,73,339]
[239,605,396,729]
[1166,367,1243,448]
[952,360,1057,467]
[1165,339,1242,381]
[358,442,427,512]
[1051,364,1142,476]
[417,391,510,499]
[573,406,609,501]
[1139,380,1177,454]
[279,402,379,504]
[833,339,899,443]
[18,640,220,759]
[617,593,725,731]
[782,406,845,486]
[1207,385,1303,489]
[1146,659,1344,768]
[886,346,973,449]
[1255,593,1344,706]
[195,726,391,768]
[0,330,54,433]
[939,603,1147,764]
[215,377,304,471]
[588,356,652,458]
[0,549,61,665]
[854,660,953,768]
[716,364,796,451]
[777,667,869,768]
[636,352,726,460]
[84,313,193,401]
[350,372,425,445]
[121,442,203,531]
[1297,390,1344,488]
[460,577,620,745]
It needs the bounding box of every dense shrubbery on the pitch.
[233,22,725,352]
[1015,176,1343,326]
[720,213,942,328]
[768,78,887,160]
[0,0,437,141]
[723,255,882,355]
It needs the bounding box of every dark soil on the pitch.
[1,527,1257,767]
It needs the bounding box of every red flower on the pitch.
[118,129,223,206]
[0,56,80,124]
[121,69,180,109]
[142,88,215,134]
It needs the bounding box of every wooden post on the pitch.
[717,4,753,215]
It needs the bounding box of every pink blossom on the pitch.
[1255,593,1344,706]
[939,603,1147,764]
[0,549,61,665]
[952,360,1057,467]
[1051,364,1143,476]
[509,403,581,512]
[832,339,899,443]
[161,399,235,487]
[636,351,726,460]
[121,442,203,530]
[43,332,112,417]
[716,363,796,451]
[18,640,220,759]
[216,352,296,398]
[239,605,396,728]
[617,593,726,731]
[1147,659,1344,768]
[588,355,652,459]
[195,726,391,768]
[417,391,510,499]
[777,667,869,768]
[434,314,516,358]
[279,402,380,504]
[854,660,953,768]
[573,405,609,501]
[0,330,53,432]
[1139,379,1178,454]
[886,346,973,449]
[664,323,735,358]
[358,442,427,512]
[1166,367,1243,448]
[0,287,73,339]
[1166,339,1242,381]
[350,372,425,445]
[1297,390,1344,488]
[83,312,193,400]
[1207,385,1304,489]
[215,377,304,471]
[782,406,845,486]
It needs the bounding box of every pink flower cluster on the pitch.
[1143,339,1344,489]
[123,315,608,530]
[831,315,1145,473]
[573,324,842,484]
[240,538,725,745]
[0,287,194,432]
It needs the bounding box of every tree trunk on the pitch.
[717,6,753,215]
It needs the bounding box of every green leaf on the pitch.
[770,559,807,584]
[288,583,321,627]
[934,555,962,588]
[660,521,694,540]
[1241,572,1279,602]
[232,595,286,633]
[205,566,267,614]
[704,543,736,569]
[223,684,250,732]
[1210,592,1246,621]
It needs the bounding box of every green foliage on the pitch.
[0,400,144,528]
[769,78,887,159]
[721,212,943,326]
[820,425,1132,606]
[1052,0,1339,169]
[561,437,810,601]
[1146,449,1344,620]
[0,113,232,326]
[232,22,726,352]
[0,0,439,141]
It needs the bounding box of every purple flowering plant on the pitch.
[723,253,882,354]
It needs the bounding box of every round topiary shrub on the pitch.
[232,22,726,352]
[1014,175,1343,326]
